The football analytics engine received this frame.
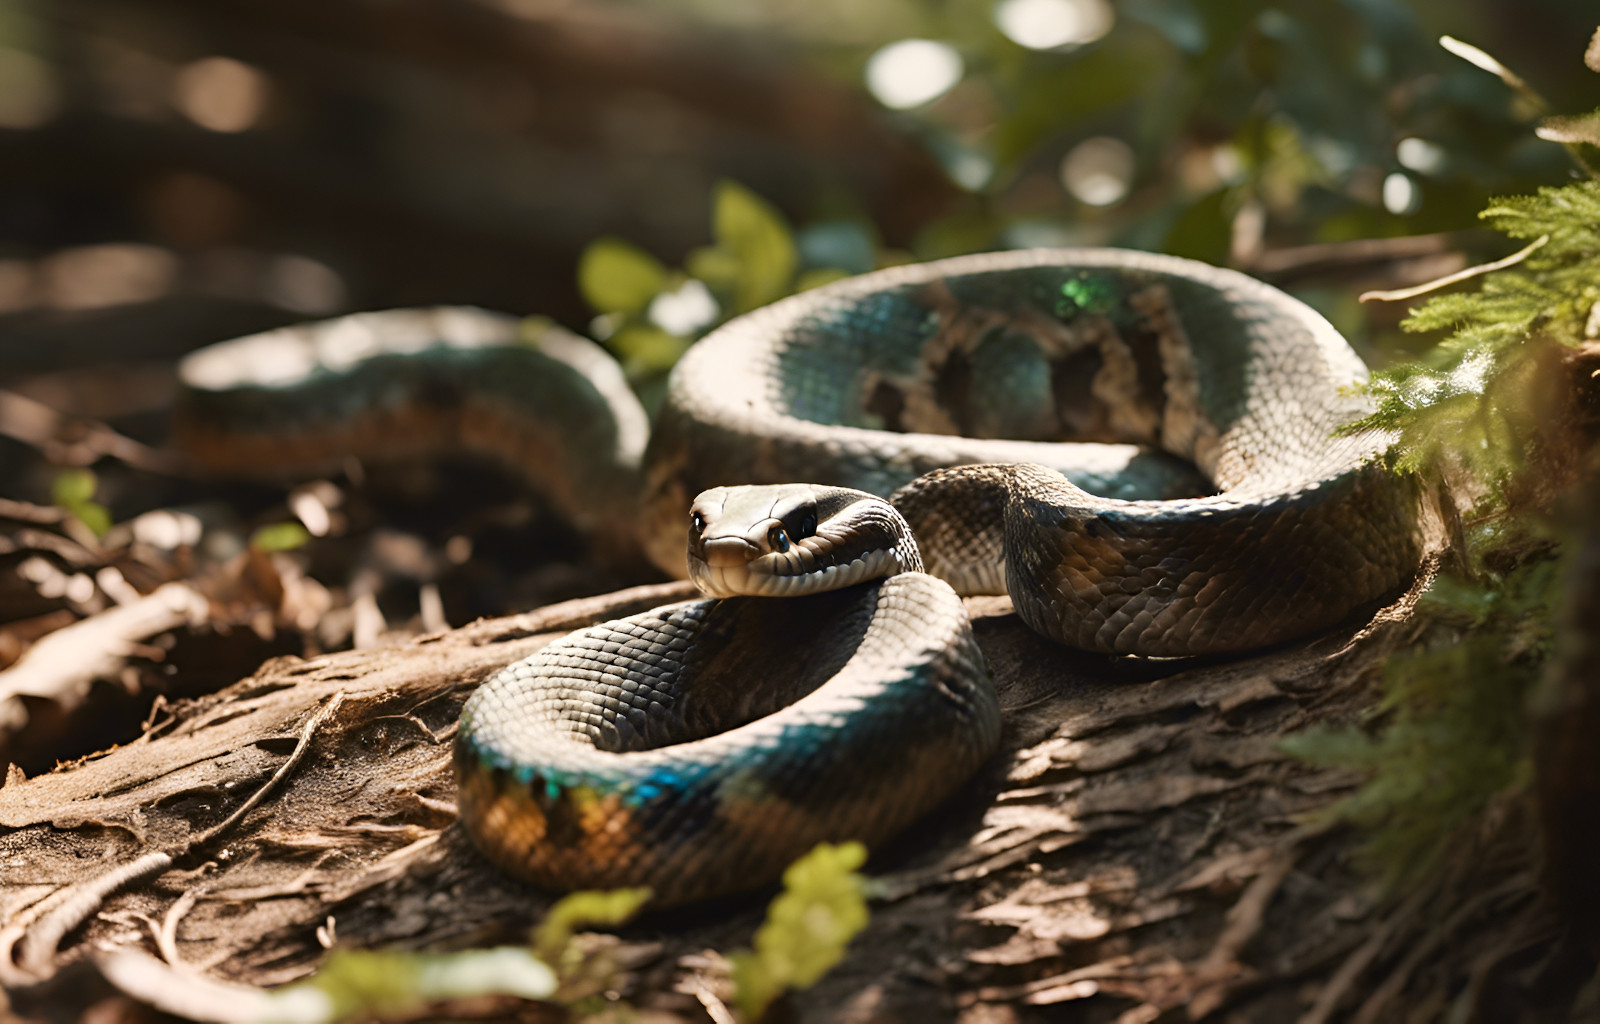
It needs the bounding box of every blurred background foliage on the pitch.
[573,0,1600,397]
[0,0,1596,394]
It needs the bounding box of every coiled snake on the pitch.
[176,249,1422,904]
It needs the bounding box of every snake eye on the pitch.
[690,512,704,533]
[767,525,790,553]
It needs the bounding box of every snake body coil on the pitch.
[176,249,1423,903]
[644,249,1421,655]
[456,489,997,905]
[175,306,649,558]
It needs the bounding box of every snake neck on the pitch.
[896,459,1422,656]
[890,466,1018,597]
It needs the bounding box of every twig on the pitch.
[1183,843,1302,1018]
[1199,852,1295,970]
[0,498,66,526]
[1252,232,1466,277]
[204,856,335,902]
[1350,873,1536,1024]
[693,980,738,1024]
[1438,36,1597,179]
[93,950,295,1024]
[2,696,343,984]
[461,579,698,641]
[0,582,208,743]
[957,955,1154,1005]
[1439,36,1543,111]
[1359,235,1547,303]
[158,888,203,968]
[192,694,345,848]
[0,389,185,474]
[5,851,175,981]
[1453,905,1566,1017]
[1299,883,1430,1024]
[365,712,446,746]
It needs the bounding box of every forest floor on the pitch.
[0,356,1580,1023]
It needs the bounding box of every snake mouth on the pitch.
[689,544,905,598]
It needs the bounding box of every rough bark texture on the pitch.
[6,562,1554,1023]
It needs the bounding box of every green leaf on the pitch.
[51,469,111,538]
[606,324,691,375]
[731,841,870,1020]
[1346,181,1600,503]
[710,180,798,313]
[1278,726,1377,770]
[51,468,96,506]
[72,502,111,538]
[578,238,668,315]
[251,521,311,552]
[685,245,743,298]
[532,887,652,963]
[272,947,556,1022]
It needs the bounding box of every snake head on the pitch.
[686,484,924,597]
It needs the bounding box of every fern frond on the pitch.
[1283,550,1556,889]
[1480,180,1600,242]
[1355,181,1600,505]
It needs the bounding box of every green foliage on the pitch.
[1345,180,1600,502]
[695,180,800,314]
[532,887,652,1013]
[731,841,871,1021]
[257,888,651,1022]
[576,179,856,380]
[765,0,1586,272]
[606,323,691,377]
[578,238,669,315]
[1337,45,1599,505]
[250,521,311,552]
[51,466,95,507]
[532,886,653,963]
[1288,36,1598,900]
[577,2,1596,374]
[1415,181,1600,343]
[51,468,110,538]
[273,947,557,1022]
[1281,553,1556,888]
[252,845,867,1022]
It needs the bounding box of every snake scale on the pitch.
[175,248,1422,904]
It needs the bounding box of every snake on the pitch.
[174,248,1423,904]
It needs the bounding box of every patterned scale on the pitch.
[455,573,997,905]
